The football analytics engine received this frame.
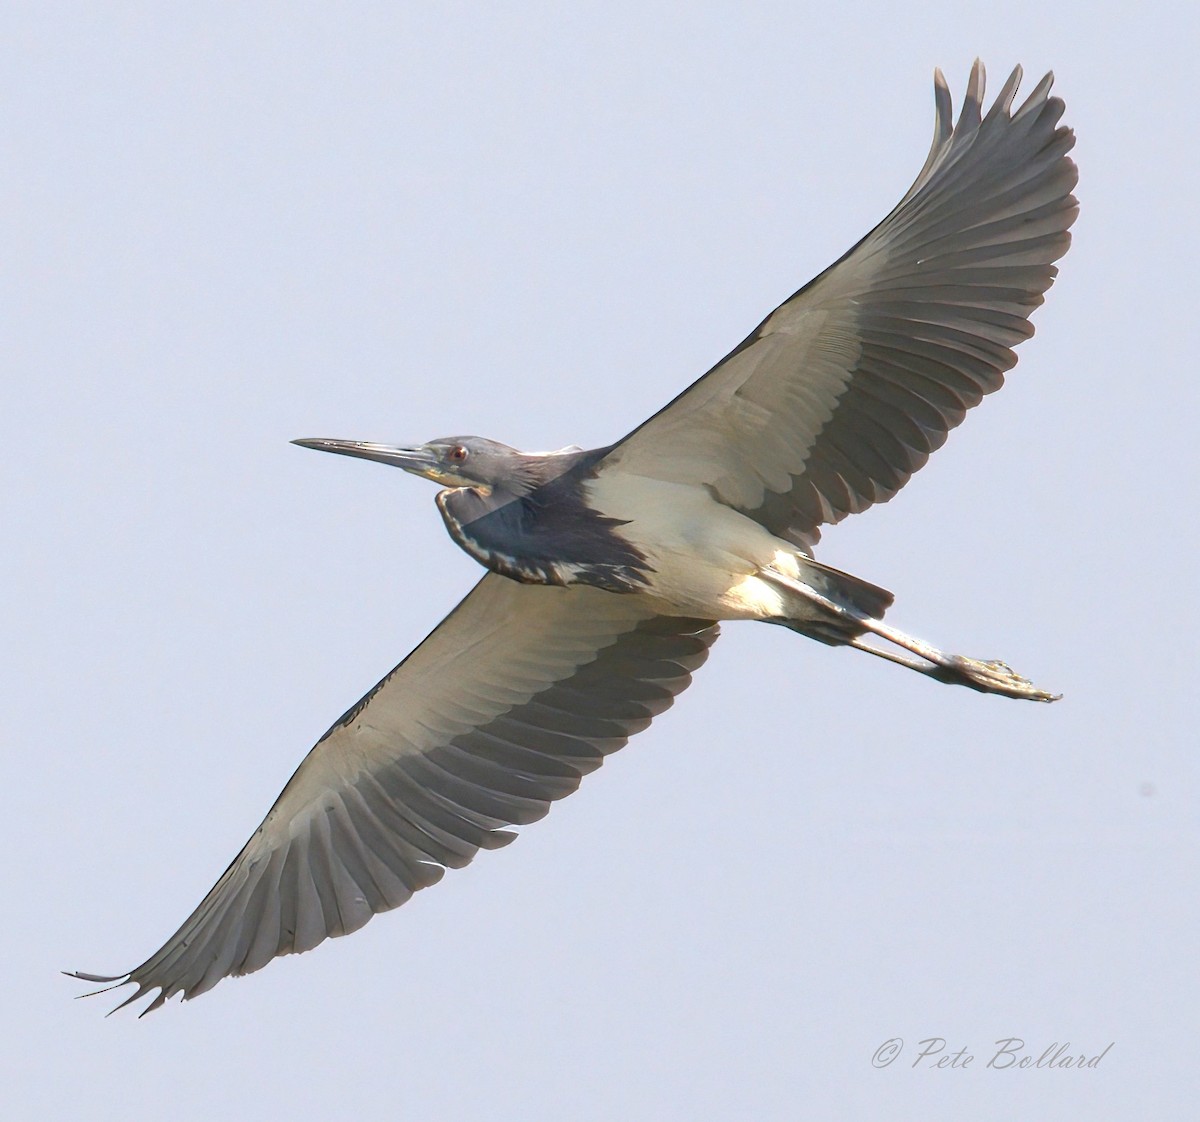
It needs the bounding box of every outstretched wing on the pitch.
[72,575,717,1013]
[598,62,1078,549]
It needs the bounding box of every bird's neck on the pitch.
[435,481,650,593]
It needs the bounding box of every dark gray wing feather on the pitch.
[71,575,717,1013]
[598,62,1078,549]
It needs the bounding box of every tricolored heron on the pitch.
[72,61,1077,1013]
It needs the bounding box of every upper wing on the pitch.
[597,62,1078,549]
[73,575,717,1013]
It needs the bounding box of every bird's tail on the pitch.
[763,558,894,646]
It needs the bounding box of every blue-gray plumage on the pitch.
[71,61,1077,1014]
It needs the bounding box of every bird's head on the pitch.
[292,435,540,494]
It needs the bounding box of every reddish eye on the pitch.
[450,445,468,462]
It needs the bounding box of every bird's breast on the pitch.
[436,485,652,594]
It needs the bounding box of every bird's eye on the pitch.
[449,445,468,462]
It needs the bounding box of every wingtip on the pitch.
[961,59,986,126]
[66,967,157,1016]
[930,67,953,149]
[64,968,116,983]
[1021,69,1057,114]
[986,64,1024,121]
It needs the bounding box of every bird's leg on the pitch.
[762,569,1060,702]
[845,634,1060,701]
[845,636,942,674]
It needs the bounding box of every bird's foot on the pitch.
[933,655,1061,702]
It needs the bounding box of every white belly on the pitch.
[583,472,804,620]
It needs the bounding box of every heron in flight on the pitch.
[72,61,1077,1014]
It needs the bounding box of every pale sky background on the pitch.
[4,3,1199,1120]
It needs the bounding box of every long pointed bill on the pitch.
[291,438,443,480]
